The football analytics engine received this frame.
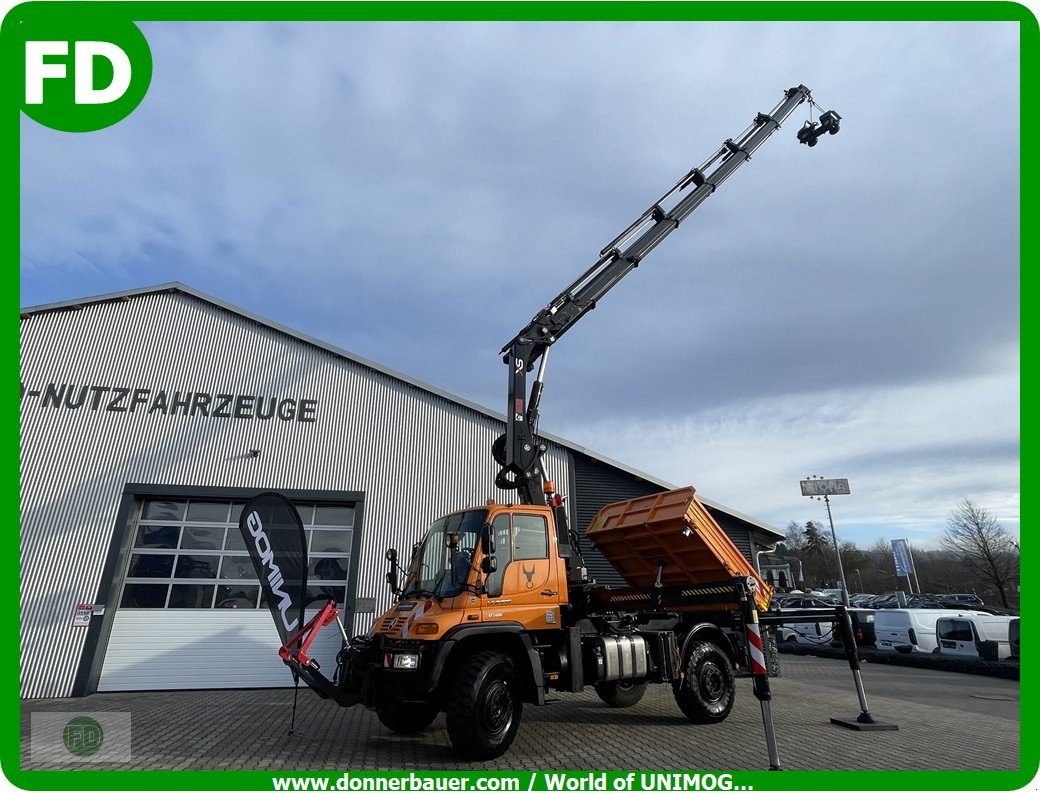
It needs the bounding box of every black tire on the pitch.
[594,679,647,708]
[672,640,735,724]
[377,705,438,735]
[445,650,523,760]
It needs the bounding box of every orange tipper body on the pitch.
[585,487,773,612]
[369,503,569,643]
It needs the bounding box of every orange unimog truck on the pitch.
[275,85,840,759]
[329,487,771,760]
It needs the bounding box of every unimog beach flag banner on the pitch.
[238,492,308,646]
[890,538,916,578]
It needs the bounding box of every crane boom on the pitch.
[493,84,840,506]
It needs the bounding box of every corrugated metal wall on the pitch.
[572,453,664,587]
[708,509,754,563]
[19,290,571,698]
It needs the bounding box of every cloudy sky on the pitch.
[19,19,1020,549]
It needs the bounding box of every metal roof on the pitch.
[21,282,783,539]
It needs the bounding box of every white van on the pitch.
[936,614,1017,659]
[779,617,833,646]
[874,608,988,654]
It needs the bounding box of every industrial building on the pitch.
[19,283,782,699]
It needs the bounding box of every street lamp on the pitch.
[800,475,852,607]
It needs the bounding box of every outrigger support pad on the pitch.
[829,605,898,732]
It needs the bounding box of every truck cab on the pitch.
[337,501,574,758]
[378,501,569,641]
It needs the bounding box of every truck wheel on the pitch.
[672,640,735,724]
[594,680,647,708]
[446,650,523,759]
[377,705,438,735]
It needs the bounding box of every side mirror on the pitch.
[482,525,496,554]
[385,548,399,595]
[481,555,498,575]
[447,533,461,588]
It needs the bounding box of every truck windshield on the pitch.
[401,509,488,599]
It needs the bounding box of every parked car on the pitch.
[769,593,799,609]
[831,608,877,649]
[907,594,955,609]
[875,608,989,654]
[943,593,986,607]
[867,592,909,609]
[814,589,844,602]
[776,598,840,645]
[780,597,836,610]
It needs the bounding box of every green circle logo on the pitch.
[13,12,152,132]
[62,716,104,757]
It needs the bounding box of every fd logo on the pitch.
[26,41,132,105]
[13,8,153,132]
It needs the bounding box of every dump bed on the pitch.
[586,486,772,612]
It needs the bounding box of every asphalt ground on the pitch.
[19,655,1021,773]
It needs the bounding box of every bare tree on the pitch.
[941,499,1019,607]
[784,520,806,553]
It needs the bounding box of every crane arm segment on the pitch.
[493,85,839,506]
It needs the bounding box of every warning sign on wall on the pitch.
[72,603,93,627]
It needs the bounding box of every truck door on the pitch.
[483,512,561,630]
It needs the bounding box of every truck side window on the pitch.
[512,515,548,560]
[485,514,512,599]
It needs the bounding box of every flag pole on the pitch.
[905,538,922,594]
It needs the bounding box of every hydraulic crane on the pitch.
[253,83,846,764]
[493,84,839,507]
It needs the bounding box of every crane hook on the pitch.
[797,110,841,147]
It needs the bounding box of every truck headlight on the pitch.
[385,652,420,670]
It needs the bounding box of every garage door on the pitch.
[98,495,358,691]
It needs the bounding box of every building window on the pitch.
[118,497,355,610]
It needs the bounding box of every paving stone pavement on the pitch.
[19,656,1021,772]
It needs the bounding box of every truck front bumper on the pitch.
[341,635,456,707]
